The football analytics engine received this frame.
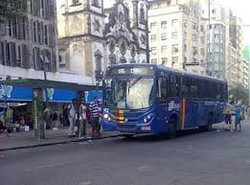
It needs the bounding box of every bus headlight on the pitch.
[143,113,154,123]
[103,113,109,119]
[103,113,111,121]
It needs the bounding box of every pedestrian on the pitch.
[0,118,9,136]
[223,102,232,131]
[89,96,101,138]
[51,111,59,129]
[43,106,51,130]
[62,104,68,126]
[78,99,87,138]
[68,100,76,137]
[234,104,242,132]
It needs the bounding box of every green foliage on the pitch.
[0,0,27,22]
[229,85,249,106]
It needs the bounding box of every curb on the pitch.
[0,134,121,152]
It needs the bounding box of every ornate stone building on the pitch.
[58,0,149,84]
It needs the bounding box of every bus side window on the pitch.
[170,75,177,97]
[190,78,198,98]
[209,81,216,99]
[179,76,188,97]
[221,83,227,101]
[198,80,206,99]
[215,83,221,100]
[158,77,168,103]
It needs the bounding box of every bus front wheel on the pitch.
[168,120,177,139]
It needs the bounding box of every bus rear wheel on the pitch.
[168,120,177,139]
[122,134,134,139]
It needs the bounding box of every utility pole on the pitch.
[207,0,211,76]
[40,50,50,108]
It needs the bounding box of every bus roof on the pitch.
[106,63,227,84]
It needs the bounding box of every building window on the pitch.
[161,45,167,53]
[172,19,178,30]
[72,0,80,5]
[184,32,187,41]
[16,45,22,67]
[150,34,157,42]
[161,58,167,65]
[20,18,26,40]
[183,20,187,28]
[214,46,219,52]
[161,21,167,29]
[161,33,167,41]
[192,22,197,30]
[192,33,198,42]
[33,21,37,43]
[184,44,187,52]
[150,22,156,30]
[184,57,187,63]
[200,25,204,32]
[212,9,216,14]
[172,57,178,66]
[151,59,157,64]
[172,44,178,53]
[7,21,12,36]
[151,47,157,55]
[172,32,178,40]
[95,49,102,75]
[44,25,48,45]
[193,47,198,55]
[92,0,100,7]
[41,0,45,17]
[200,48,205,55]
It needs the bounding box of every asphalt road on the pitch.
[1,122,250,185]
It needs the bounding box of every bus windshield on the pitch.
[105,77,155,110]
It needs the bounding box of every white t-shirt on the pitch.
[68,103,76,118]
[79,104,87,120]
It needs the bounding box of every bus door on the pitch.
[156,76,169,130]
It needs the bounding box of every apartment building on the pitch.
[0,0,58,80]
[225,11,245,88]
[148,0,206,74]
[201,2,226,79]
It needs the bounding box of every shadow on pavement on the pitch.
[116,128,216,143]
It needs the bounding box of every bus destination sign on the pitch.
[107,67,154,76]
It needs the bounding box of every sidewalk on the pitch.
[0,126,120,152]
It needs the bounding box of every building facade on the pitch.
[201,1,245,89]
[0,0,58,80]
[148,0,206,74]
[225,11,244,88]
[201,2,226,79]
[57,0,149,85]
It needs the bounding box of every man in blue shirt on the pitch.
[235,104,242,132]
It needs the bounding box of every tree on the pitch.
[229,85,249,106]
[0,0,27,22]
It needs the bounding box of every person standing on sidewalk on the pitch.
[89,96,100,138]
[43,106,51,130]
[78,99,87,138]
[68,100,76,137]
[235,104,242,132]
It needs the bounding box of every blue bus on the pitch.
[102,64,227,138]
